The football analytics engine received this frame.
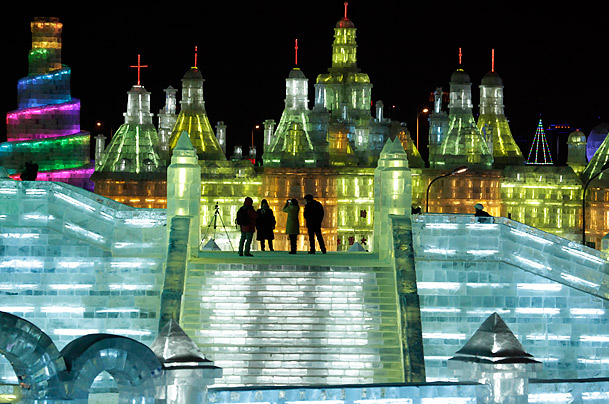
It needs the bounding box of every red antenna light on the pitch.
[344,2,349,19]
[194,46,198,68]
[130,54,148,86]
[458,48,462,65]
[295,39,298,66]
[491,48,495,72]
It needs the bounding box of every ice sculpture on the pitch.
[439,60,493,170]
[448,312,542,403]
[373,137,412,258]
[158,86,179,159]
[151,319,221,404]
[167,131,202,255]
[566,129,588,174]
[1,17,93,190]
[476,53,525,168]
[167,66,226,162]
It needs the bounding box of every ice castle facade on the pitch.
[5,9,609,404]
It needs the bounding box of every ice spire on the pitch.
[93,55,161,176]
[439,49,493,170]
[167,53,226,162]
[526,118,553,165]
[262,40,321,167]
[477,49,524,168]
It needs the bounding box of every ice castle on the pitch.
[5,9,609,404]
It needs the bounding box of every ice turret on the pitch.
[428,87,449,168]
[168,65,225,162]
[167,131,202,255]
[158,85,178,158]
[93,84,162,176]
[567,130,587,175]
[373,137,411,258]
[477,52,524,168]
[314,3,373,153]
[439,53,493,170]
[263,44,322,167]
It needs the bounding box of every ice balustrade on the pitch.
[412,213,609,381]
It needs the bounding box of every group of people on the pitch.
[236,194,326,256]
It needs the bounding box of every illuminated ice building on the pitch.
[0,17,93,190]
[8,9,609,404]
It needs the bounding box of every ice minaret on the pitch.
[567,130,587,175]
[168,48,225,162]
[158,86,178,159]
[215,121,227,154]
[428,88,449,168]
[167,131,202,255]
[439,49,493,170]
[526,118,553,165]
[373,137,412,259]
[477,50,524,168]
[262,39,321,167]
[314,2,373,154]
[93,56,162,176]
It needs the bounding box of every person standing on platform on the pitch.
[304,194,326,254]
[256,199,276,251]
[474,203,492,223]
[237,196,258,257]
[283,198,300,254]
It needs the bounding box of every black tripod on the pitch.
[202,203,234,251]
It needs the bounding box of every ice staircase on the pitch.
[180,253,405,387]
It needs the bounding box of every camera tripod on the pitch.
[202,203,235,251]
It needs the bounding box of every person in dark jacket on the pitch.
[237,197,258,256]
[283,198,300,254]
[303,194,326,254]
[256,199,276,251]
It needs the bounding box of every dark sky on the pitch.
[1,3,607,163]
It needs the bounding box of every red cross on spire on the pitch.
[295,39,298,66]
[130,54,148,86]
[194,46,198,69]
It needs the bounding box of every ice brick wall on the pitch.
[181,257,404,386]
[0,179,167,383]
[412,213,609,381]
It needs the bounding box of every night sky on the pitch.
[1,3,607,163]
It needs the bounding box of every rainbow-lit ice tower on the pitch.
[0,17,93,189]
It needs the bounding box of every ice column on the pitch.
[167,131,201,256]
[94,133,105,168]
[158,86,178,157]
[373,137,411,258]
[448,313,542,404]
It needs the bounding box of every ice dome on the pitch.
[183,67,203,80]
[481,71,503,87]
[568,130,586,144]
[336,16,355,28]
[586,122,609,161]
[450,69,470,84]
[288,68,306,79]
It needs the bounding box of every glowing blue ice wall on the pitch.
[0,178,167,384]
[412,213,609,381]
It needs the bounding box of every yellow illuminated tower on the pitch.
[477,50,524,168]
[168,48,225,162]
[439,49,493,170]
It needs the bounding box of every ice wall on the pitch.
[413,213,609,381]
[0,178,167,384]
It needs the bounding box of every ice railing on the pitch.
[0,179,167,255]
[412,213,609,300]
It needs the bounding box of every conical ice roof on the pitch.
[453,313,539,364]
[150,319,211,366]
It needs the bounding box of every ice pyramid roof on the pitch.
[452,313,539,364]
[150,319,212,367]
